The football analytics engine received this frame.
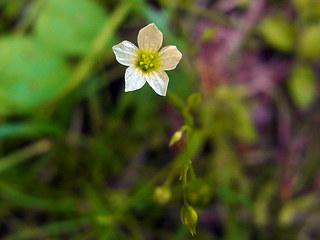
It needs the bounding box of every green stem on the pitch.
[52,0,132,103]
[178,4,233,27]
[15,0,44,35]
[5,218,90,240]
[189,164,196,180]
[0,139,51,174]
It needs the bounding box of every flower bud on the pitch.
[187,93,202,108]
[180,203,198,236]
[169,130,183,146]
[200,27,216,43]
[153,186,172,205]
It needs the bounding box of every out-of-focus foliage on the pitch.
[289,64,317,109]
[0,0,319,239]
[35,0,107,55]
[0,37,70,114]
[298,25,320,60]
[259,15,294,52]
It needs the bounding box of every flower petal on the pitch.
[138,23,163,52]
[125,66,146,92]
[159,46,182,70]
[112,41,138,66]
[146,70,169,96]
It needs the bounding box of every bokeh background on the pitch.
[0,0,320,239]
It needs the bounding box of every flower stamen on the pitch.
[136,52,158,72]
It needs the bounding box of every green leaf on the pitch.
[0,140,51,174]
[292,0,320,19]
[5,218,89,240]
[253,181,276,226]
[259,16,294,52]
[35,0,107,56]
[0,122,63,140]
[292,0,311,11]
[0,181,75,211]
[288,64,317,109]
[0,37,70,115]
[298,25,320,59]
[278,194,318,226]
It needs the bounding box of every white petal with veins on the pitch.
[159,46,182,70]
[138,23,163,52]
[125,66,146,92]
[145,70,169,96]
[112,41,138,66]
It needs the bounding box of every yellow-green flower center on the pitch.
[136,50,159,73]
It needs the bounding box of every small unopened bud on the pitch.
[187,93,202,108]
[180,203,198,236]
[169,130,183,146]
[153,186,172,205]
[200,27,216,42]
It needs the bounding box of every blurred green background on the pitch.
[0,0,320,239]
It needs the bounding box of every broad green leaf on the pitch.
[0,37,70,115]
[35,0,107,56]
[259,16,294,52]
[288,64,317,109]
[298,25,320,59]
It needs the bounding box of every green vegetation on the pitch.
[0,0,319,239]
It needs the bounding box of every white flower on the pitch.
[112,23,182,96]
